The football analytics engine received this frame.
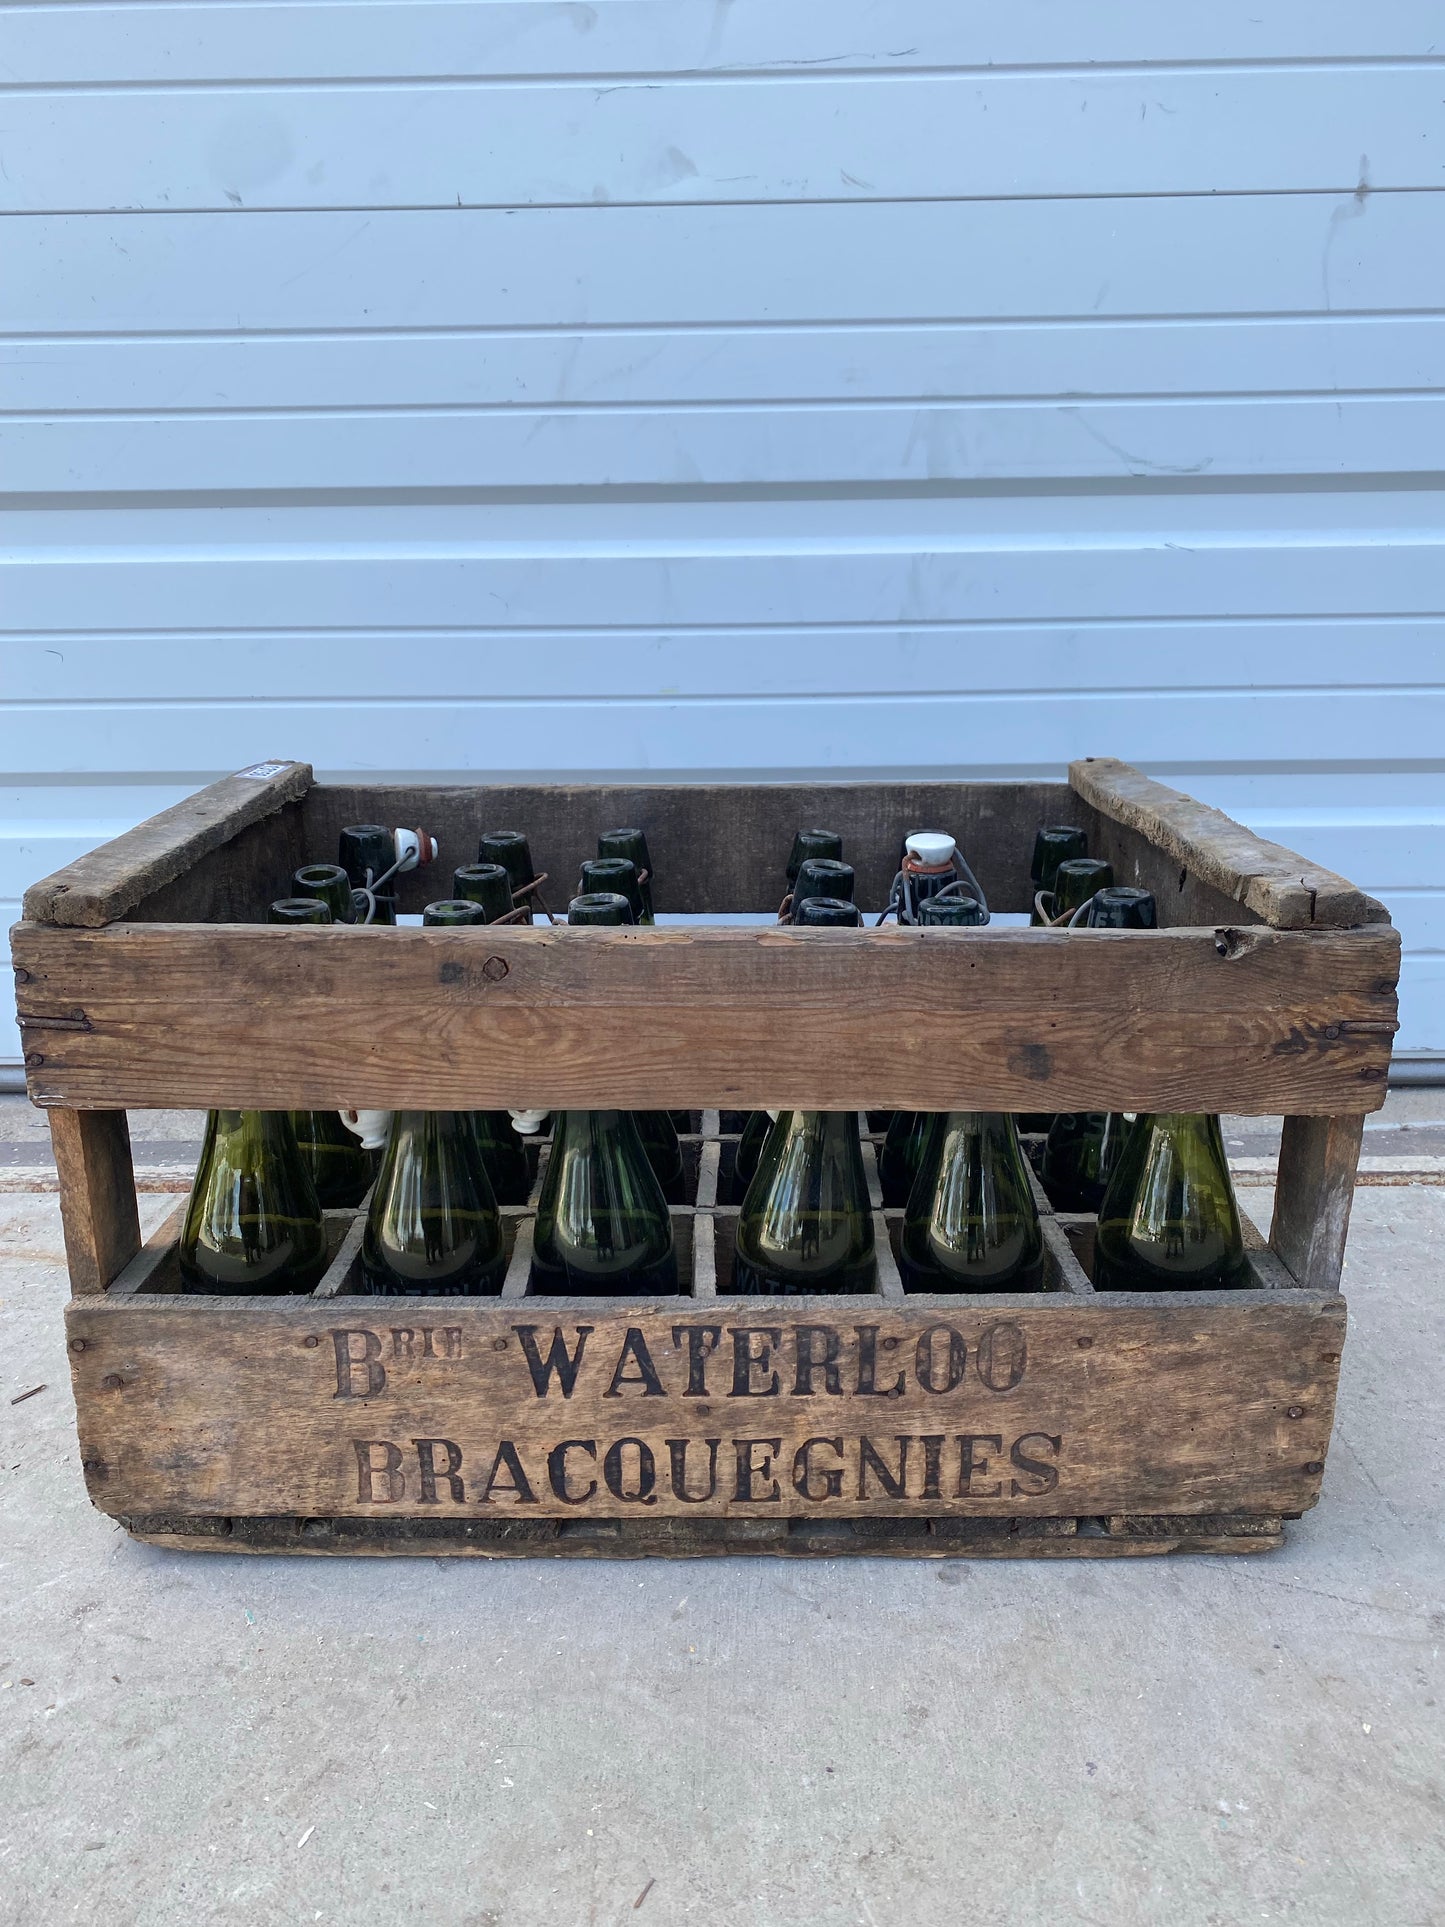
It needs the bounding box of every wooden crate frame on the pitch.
[11,758,1399,1559]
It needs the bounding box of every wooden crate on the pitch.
[12,758,1399,1559]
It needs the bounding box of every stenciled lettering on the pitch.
[792,1325,842,1397]
[854,1326,906,1398]
[670,1325,722,1397]
[476,1440,537,1505]
[547,1439,599,1505]
[342,1428,1066,1512]
[605,1328,666,1399]
[666,1437,721,1503]
[857,1435,910,1500]
[734,1437,783,1502]
[512,1325,593,1398]
[918,1433,945,1500]
[976,1322,1027,1393]
[603,1437,658,1505]
[793,1437,845,1502]
[413,1437,465,1504]
[731,1329,782,1398]
[915,1325,967,1395]
[354,1439,404,1502]
[1009,1433,1061,1496]
[333,1329,385,1400]
[391,1326,463,1362]
[956,1433,1004,1498]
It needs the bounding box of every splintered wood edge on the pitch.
[22,761,313,928]
[1068,758,1378,930]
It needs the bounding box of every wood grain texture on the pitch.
[13,921,1400,1113]
[65,1292,1344,1523]
[48,1109,141,1294]
[22,762,312,928]
[1271,1114,1367,1293]
[302,780,1069,917]
[119,1517,1286,1560]
[1069,758,1380,929]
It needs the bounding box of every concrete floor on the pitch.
[2,1163,1443,1924]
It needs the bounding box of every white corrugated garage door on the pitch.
[3,2,1443,1072]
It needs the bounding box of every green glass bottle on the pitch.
[1093,1114,1248,1292]
[1019,830,1092,1127]
[1039,885,1156,1210]
[568,890,632,926]
[423,898,486,927]
[291,864,357,924]
[362,1110,506,1295]
[418,900,531,1203]
[919,894,987,926]
[1040,1111,1133,1214]
[633,1108,687,1205]
[339,824,397,925]
[791,857,854,920]
[733,1110,877,1295]
[266,898,376,1208]
[880,1110,937,1209]
[726,1108,774,1205]
[787,828,844,886]
[564,888,680,1196]
[579,856,648,926]
[1050,857,1115,923]
[291,1110,375,1209]
[793,896,861,927]
[268,897,331,925]
[901,1112,1043,1293]
[1090,885,1158,930]
[452,862,515,924]
[529,1108,677,1294]
[598,828,655,921]
[464,1111,532,1206]
[179,1109,328,1294]
[478,830,536,924]
[1030,824,1087,926]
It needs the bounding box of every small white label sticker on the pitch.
[236,761,290,779]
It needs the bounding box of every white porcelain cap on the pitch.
[508,1108,550,1136]
[905,832,956,866]
[339,1108,392,1151]
[393,827,439,872]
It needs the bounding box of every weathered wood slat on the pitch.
[65,1294,1343,1524]
[1068,757,1380,929]
[48,1110,141,1295]
[13,920,1399,1114]
[1271,1114,1367,1292]
[121,1518,1286,1560]
[22,760,312,928]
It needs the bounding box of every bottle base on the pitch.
[1090,1263,1250,1293]
[900,1257,1047,1294]
[357,1262,507,1297]
[526,1253,679,1296]
[177,1273,322,1296]
[728,1258,879,1296]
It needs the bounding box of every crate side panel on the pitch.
[14,922,1400,1113]
[1069,758,1376,929]
[22,763,312,928]
[126,803,312,927]
[301,780,1070,917]
[65,1295,1344,1522]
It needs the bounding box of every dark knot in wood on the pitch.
[1006,1043,1053,1084]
